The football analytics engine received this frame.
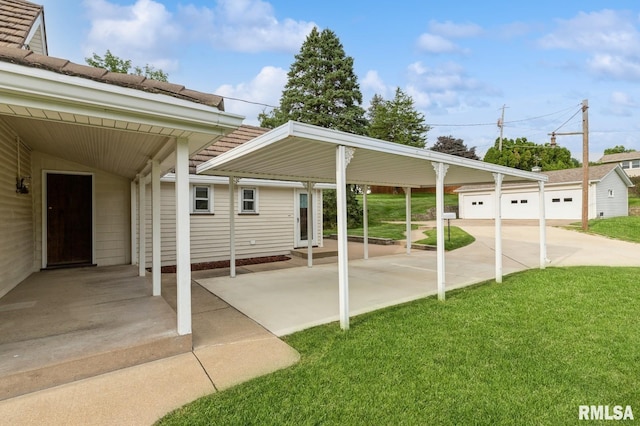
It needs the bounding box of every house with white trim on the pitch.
[456,164,632,220]
[598,151,640,177]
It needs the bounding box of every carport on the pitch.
[197,121,549,330]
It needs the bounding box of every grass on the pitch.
[157,266,640,426]
[575,216,640,243]
[325,193,458,239]
[414,225,475,251]
[328,223,418,240]
[356,192,458,222]
[629,193,640,207]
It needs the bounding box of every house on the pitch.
[598,151,640,177]
[145,124,325,271]
[456,164,633,220]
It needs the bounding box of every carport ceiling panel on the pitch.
[346,150,434,187]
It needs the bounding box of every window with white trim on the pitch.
[191,185,213,213]
[608,189,615,198]
[239,187,258,213]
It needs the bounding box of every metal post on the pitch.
[229,176,236,278]
[363,184,369,260]
[306,181,313,268]
[151,160,161,296]
[405,187,411,254]
[175,138,192,335]
[539,180,547,269]
[433,162,449,301]
[138,173,145,277]
[336,145,351,330]
[493,173,504,283]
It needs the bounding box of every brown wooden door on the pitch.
[47,174,93,267]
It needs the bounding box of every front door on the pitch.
[295,190,315,248]
[46,173,93,267]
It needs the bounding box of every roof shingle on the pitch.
[598,151,640,163]
[0,0,41,49]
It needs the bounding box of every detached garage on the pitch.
[457,164,632,220]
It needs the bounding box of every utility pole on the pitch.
[547,99,589,231]
[497,104,506,151]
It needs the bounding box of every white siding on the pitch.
[32,151,131,268]
[0,120,33,298]
[595,171,629,218]
[144,182,319,267]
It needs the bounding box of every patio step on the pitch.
[0,332,191,401]
[289,249,338,259]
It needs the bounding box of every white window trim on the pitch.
[608,189,615,198]
[239,187,259,214]
[191,184,214,214]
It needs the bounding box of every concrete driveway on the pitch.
[197,222,640,336]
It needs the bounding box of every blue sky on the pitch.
[38,0,640,160]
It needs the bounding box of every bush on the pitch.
[322,186,363,229]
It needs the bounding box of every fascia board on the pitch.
[0,62,244,133]
[161,173,336,189]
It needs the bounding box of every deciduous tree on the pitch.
[483,137,579,171]
[85,50,168,82]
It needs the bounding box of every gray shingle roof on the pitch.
[189,125,268,173]
[0,0,41,49]
[456,163,621,192]
[598,151,640,163]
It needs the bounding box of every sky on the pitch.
[37,0,640,161]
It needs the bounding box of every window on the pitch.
[192,185,213,213]
[564,197,573,202]
[632,160,640,168]
[621,161,630,169]
[472,202,477,206]
[552,198,560,203]
[511,200,518,204]
[240,187,258,213]
[608,189,615,198]
[520,200,528,204]
[478,201,484,205]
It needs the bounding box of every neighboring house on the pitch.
[598,151,640,177]
[0,0,46,54]
[143,125,325,269]
[456,164,632,220]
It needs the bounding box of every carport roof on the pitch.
[197,121,548,187]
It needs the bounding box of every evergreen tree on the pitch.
[483,137,579,171]
[259,27,366,228]
[430,135,478,159]
[259,27,367,135]
[367,88,429,148]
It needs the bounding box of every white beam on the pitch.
[138,173,146,277]
[539,181,547,269]
[336,145,352,330]
[433,163,449,300]
[151,160,161,296]
[175,137,192,336]
[493,172,504,283]
[306,181,314,268]
[130,180,137,265]
[229,176,236,278]
[362,184,369,260]
[405,187,411,255]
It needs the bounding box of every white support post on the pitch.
[493,172,504,283]
[175,138,192,336]
[405,187,411,254]
[538,180,547,269]
[306,181,314,268]
[151,160,161,296]
[130,180,137,266]
[433,163,449,301]
[229,176,236,278]
[138,173,146,277]
[362,184,369,260]
[336,145,353,330]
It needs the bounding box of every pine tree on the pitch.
[367,88,429,148]
[259,27,366,229]
[259,27,367,135]
[430,135,478,159]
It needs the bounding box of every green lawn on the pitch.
[572,216,640,243]
[629,194,640,207]
[330,223,419,240]
[158,267,640,426]
[357,192,458,222]
[414,225,475,251]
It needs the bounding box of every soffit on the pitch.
[198,121,548,188]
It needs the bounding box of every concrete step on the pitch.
[289,249,338,259]
[0,332,191,401]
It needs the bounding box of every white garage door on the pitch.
[461,194,493,219]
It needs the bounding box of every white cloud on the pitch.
[215,66,287,124]
[610,91,636,107]
[183,0,316,53]
[427,20,483,38]
[539,9,640,80]
[416,33,461,54]
[83,0,181,70]
[361,70,390,97]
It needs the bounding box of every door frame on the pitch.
[294,188,317,248]
[41,170,96,269]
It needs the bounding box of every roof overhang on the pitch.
[197,121,548,187]
[0,61,244,179]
